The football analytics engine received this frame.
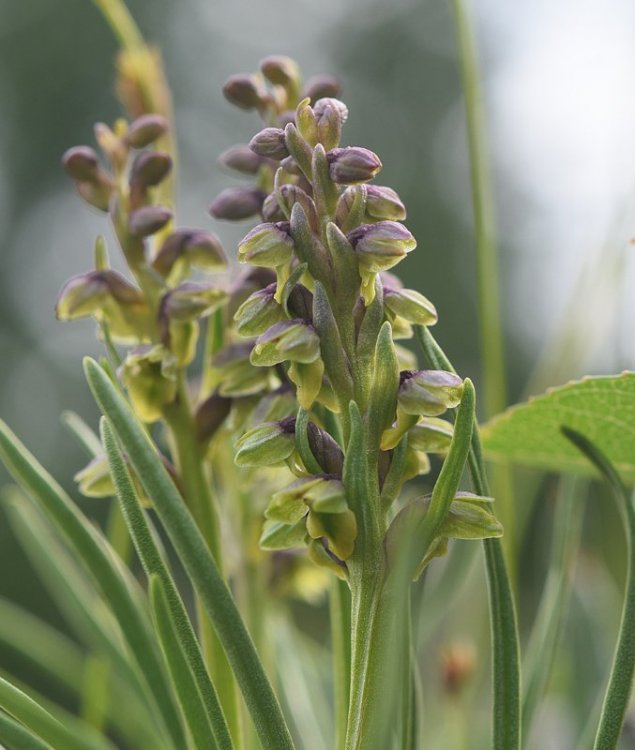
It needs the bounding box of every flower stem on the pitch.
[330,578,351,750]
[90,0,144,51]
[162,373,243,749]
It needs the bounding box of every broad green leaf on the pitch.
[481,373,635,482]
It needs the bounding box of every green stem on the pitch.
[415,326,521,750]
[330,578,351,750]
[90,0,144,51]
[561,427,635,750]
[162,373,243,748]
[448,0,506,419]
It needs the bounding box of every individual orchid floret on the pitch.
[222,73,269,111]
[218,144,264,175]
[124,114,169,149]
[234,416,296,467]
[398,370,464,416]
[234,283,286,337]
[128,205,172,237]
[209,186,267,220]
[249,128,290,160]
[211,342,277,398]
[384,286,438,326]
[347,221,417,304]
[327,146,382,185]
[62,145,113,211]
[238,221,296,299]
[250,319,320,367]
[121,346,178,423]
[152,229,227,279]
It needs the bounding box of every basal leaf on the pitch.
[481,373,635,483]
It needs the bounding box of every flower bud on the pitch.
[260,55,301,89]
[62,146,100,181]
[238,221,295,267]
[251,319,321,367]
[249,128,289,160]
[209,187,266,220]
[218,144,263,175]
[327,146,382,184]
[306,422,344,475]
[302,75,342,103]
[234,417,296,467]
[348,221,416,272]
[55,270,152,343]
[407,417,454,452]
[125,114,169,148]
[286,283,313,320]
[129,151,172,188]
[314,98,348,151]
[94,122,126,169]
[223,74,267,110]
[128,205,172,237]
[277,184,319,228]
[384,287,438,326]
[122,347,178,423]
[262,193,287,222]
[365,185,406,221]
[398,370,464,417]
[153,229,227,277]
[234,283,286,337]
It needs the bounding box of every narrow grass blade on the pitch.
[150,575,218,750]
[60,410,102,457]
[0,710,52,750]
[415,326,521,750]
[0,675,116,750]
[0,421,186,749]
[101,418,233,750]
[562,427,635,750]
[84,357,296,750]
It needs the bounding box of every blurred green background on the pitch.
[2,0,635,747]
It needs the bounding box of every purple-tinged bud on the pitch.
[128,205,172,237]
[262,193,287,222]
[125,114,169,149]
[153,229,226,276]
[384,287,438,326]
[129,151,172,188]
[306,422,344,475]
[398,370,464,417]
[223,74,267,110]
[365,185,406,221]
[286,283,313,320]
[238,221,295,267]
[62,146,100,181]
[277,184,319,228]
[279,155,302,175]
[218,144,263,175]
[314,98,348,151]
[250,128,289,160]
[302,75,342,103]
[348,221,416,272]
[251,319,321,366]
[209,187,267,221]
[260,56,301,89]
[234,283,285,337]
[196,392,232,444]
[327,146,382,184]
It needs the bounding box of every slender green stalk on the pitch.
[562,427,635,750]
[0,710,52,750]
[330,578,351,750]
[0,422,186,749]
[84,357,297,750]
[101,418,234,750]
[90,0,144,51]
[0,675,116,750]
[162,373,242,747]
[522,476,582,739]
[415,326,521,750]
[448,0,506,419]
